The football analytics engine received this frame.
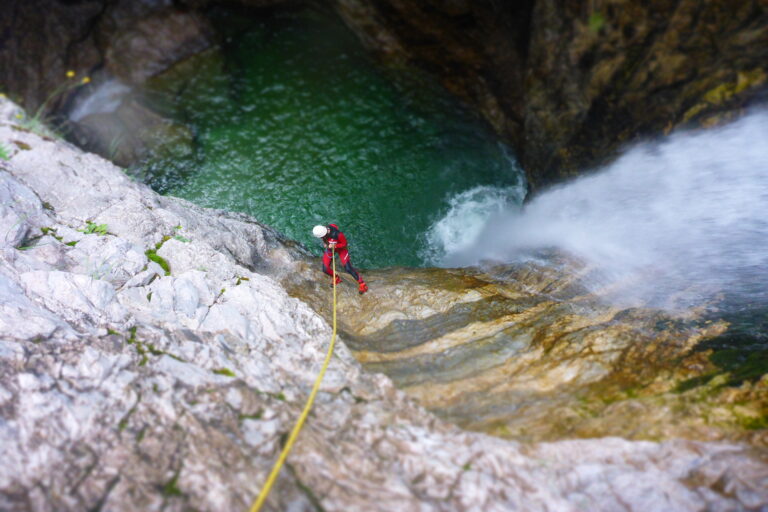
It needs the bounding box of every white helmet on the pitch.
[312,225,328,238]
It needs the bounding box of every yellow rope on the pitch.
[250,247,338,512]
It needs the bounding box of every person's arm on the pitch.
[333,232,348,250]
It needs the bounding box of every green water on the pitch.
[140,5,523,268]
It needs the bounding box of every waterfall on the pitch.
[68,79,131,122]
[427,110,768,309]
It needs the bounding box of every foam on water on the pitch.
[421,185,525,264]
[430,110,768,308]
[139,5,522,268]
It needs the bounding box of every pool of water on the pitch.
[138,4,524,268]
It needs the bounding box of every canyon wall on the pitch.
[3,0,766,190]
[333,0,768,190]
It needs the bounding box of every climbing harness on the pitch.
[250,248,339,512]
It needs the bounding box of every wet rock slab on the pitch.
[287,258,768,448]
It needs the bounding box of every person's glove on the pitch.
[328,242,337,249]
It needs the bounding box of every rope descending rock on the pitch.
[250,247,339,512]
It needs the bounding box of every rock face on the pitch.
[4,0,766,190]
[333,0,768,191]
[2,97,768,510]
[0,0,105,112]
[104,10,213,86]
[0,1,217,112]
[0,0,216,167]
[286,261,768,448]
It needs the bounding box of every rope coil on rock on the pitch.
[250,247,338,512]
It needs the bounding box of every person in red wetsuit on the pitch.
[312,224,368,294]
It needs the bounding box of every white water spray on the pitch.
[420,185,525,263]
[68,79,131,122]
[429,110,768,308]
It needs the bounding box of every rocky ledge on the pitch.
[289,262,768,448]
[1,97,767,510]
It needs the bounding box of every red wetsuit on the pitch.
[321,224,366,291]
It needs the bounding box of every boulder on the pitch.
[70,95,194,167]
[105,9,214,85]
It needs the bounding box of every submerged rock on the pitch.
[3,97,766,510]
[70,95,195,168]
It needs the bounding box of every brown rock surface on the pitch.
[105,9,214,85]
[4,1,766,189]
[284,257,768,447]
[0,0,104,112]
[333,0,768,192]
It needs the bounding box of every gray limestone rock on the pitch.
[0,96,766,511]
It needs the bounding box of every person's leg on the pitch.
[323,250,341,285]
[338,249,361,281]
[322,250,333,276]
[339,249,368,294]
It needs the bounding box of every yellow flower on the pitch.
[66,70,75,78]
[15,113,23,119]
[81,76,91,85]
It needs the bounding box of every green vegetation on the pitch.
[710,348,768,386]
[0,144,10,160]
[161,470,183,497]
[588,12,606,33]
[212,368,236,377]
[124,326,185,366]
[145,236,171,276]
[78,221,108,236]
[107,134,125,161]
[41,227,61,240]
[117,392,141,432]
[676,374,713,393]
[740,413,768,430]
[125,327,148,366]
[12,71,92,139]
[14,112,60,140]
[145,248,171,275]
[37,227,77,247]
